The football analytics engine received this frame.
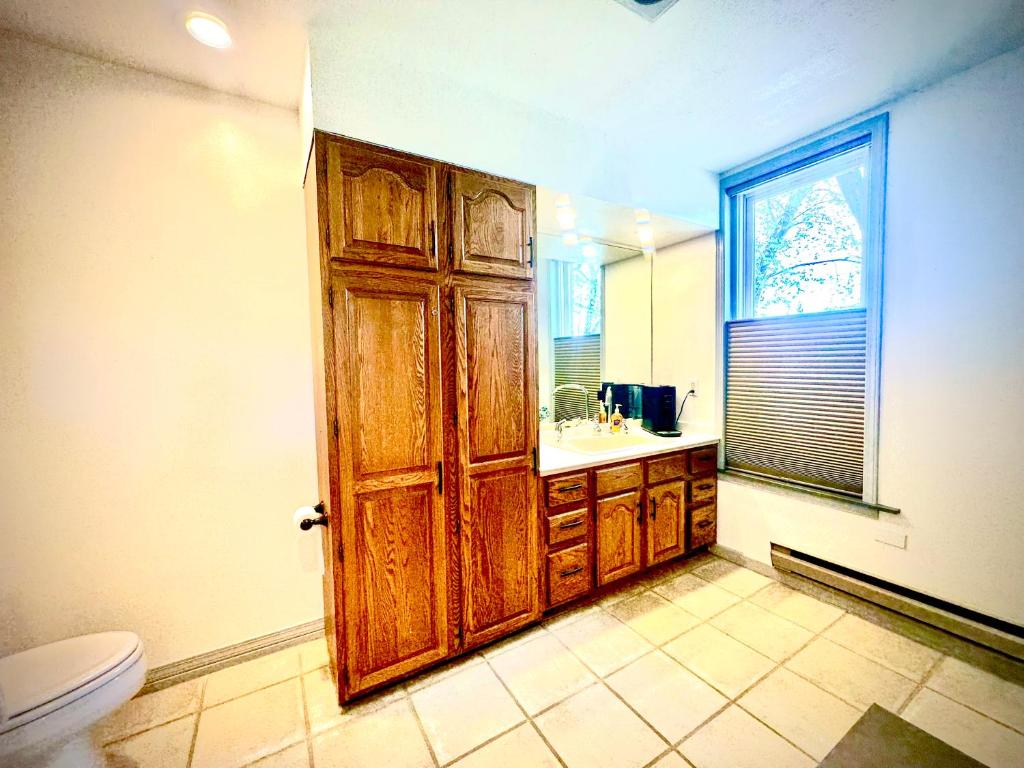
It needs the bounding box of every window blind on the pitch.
[725,308,866,495]
[553,334,601,421]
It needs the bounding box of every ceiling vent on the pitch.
[612,0,680,22]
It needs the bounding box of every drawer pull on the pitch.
[697,483,714,491]
[558,482,583,492]
[559,566,584,578]
[697,519,714,529]
[559,520,584,530]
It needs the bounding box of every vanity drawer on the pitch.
[689,446,718,477]
[545,472,589,508]
[647,453,687,485]
[547,543,592,607]
[594,462,642,497]
[690,475,717,506]
[689,504,717,550]
[547,508,589,547]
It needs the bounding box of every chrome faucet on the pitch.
[551,383,590,422]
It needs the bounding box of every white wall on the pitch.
[603,257,652,385]
[652,235,718,431]
[0,35,323,667]
[306,27,719,228]
[716,47,1024,625]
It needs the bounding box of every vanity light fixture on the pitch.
[185,11,232,49]
[580,235,598,260]
[554,193,576,231]
[562,232,579,246]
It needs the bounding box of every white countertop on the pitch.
[539,428,720,476]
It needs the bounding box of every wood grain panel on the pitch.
[346,484,448,690]
[454,278,539,647]
[547,507,588,547]
[545,472,589,508]
[647,480,686,566]
[331,270,448,694]
[349,291,429,476]
[323,135,438,271]
[452,171,534,280]
[462,468,536,644]
[689,504,717,550]
[596,490,642,586]
[647,453,687,485]
[594,462,642,497]
[689,445,718,477]
[689,475,717,506]
[465,297,527,462]
[547,543,592,607]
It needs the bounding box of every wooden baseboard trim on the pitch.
[140,619,325,695]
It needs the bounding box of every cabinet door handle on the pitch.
[430,221,438,259]
[650,498,657,520]
[697,519,713,529]
[436,461,443,495]
[559,566,583,578]
[525,235,535,267]
[558,520,583,530]
[559,482,583,492]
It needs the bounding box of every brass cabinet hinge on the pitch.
[324,226,331,251]
[337,542,343,561]
[327,285,334,311]
[332,417,339,440]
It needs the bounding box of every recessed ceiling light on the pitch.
[185,11,232,49]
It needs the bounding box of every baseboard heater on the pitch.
[770,544,1024,661]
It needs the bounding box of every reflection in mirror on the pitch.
[537,232,651,423]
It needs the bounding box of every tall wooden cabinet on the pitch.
[305,132,538,701]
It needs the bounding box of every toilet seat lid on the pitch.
[0,632,141,721]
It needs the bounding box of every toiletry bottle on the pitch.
[610,404,624,433]
[597,396,607,423]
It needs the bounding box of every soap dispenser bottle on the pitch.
[610,404,624,433]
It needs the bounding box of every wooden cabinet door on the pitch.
[332,271,449,694]
[596,490,642,586]
[454,280,540,647]
[451,171,535,280]
[322,137,439,271]
[647,480,686,566]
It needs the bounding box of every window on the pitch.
[721,115,887,501]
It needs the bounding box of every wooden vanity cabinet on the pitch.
[307,132,539,701]
[540,445,719,611]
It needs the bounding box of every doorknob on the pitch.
[297,502,328,531]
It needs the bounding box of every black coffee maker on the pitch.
[641,385,681,437]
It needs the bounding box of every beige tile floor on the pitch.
[99,556,1024,768]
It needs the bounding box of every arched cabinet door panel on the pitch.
[596,490,642,586]
[322,137,439,271]
[647,480,686,566]
[452,171,535,280]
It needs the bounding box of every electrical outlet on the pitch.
[689,380,699,397]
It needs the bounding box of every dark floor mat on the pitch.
[818,704,986,767]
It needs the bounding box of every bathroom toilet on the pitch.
[0,632,146,768]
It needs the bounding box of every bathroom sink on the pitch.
[558,434,659,454]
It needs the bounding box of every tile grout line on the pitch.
[185,676,207,768]
[542,615,679,757]
[406,689,443,768]
[298,662,316,768]
[896,653,945,716]
[480,654,570,768]
[917,683,1024,737]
